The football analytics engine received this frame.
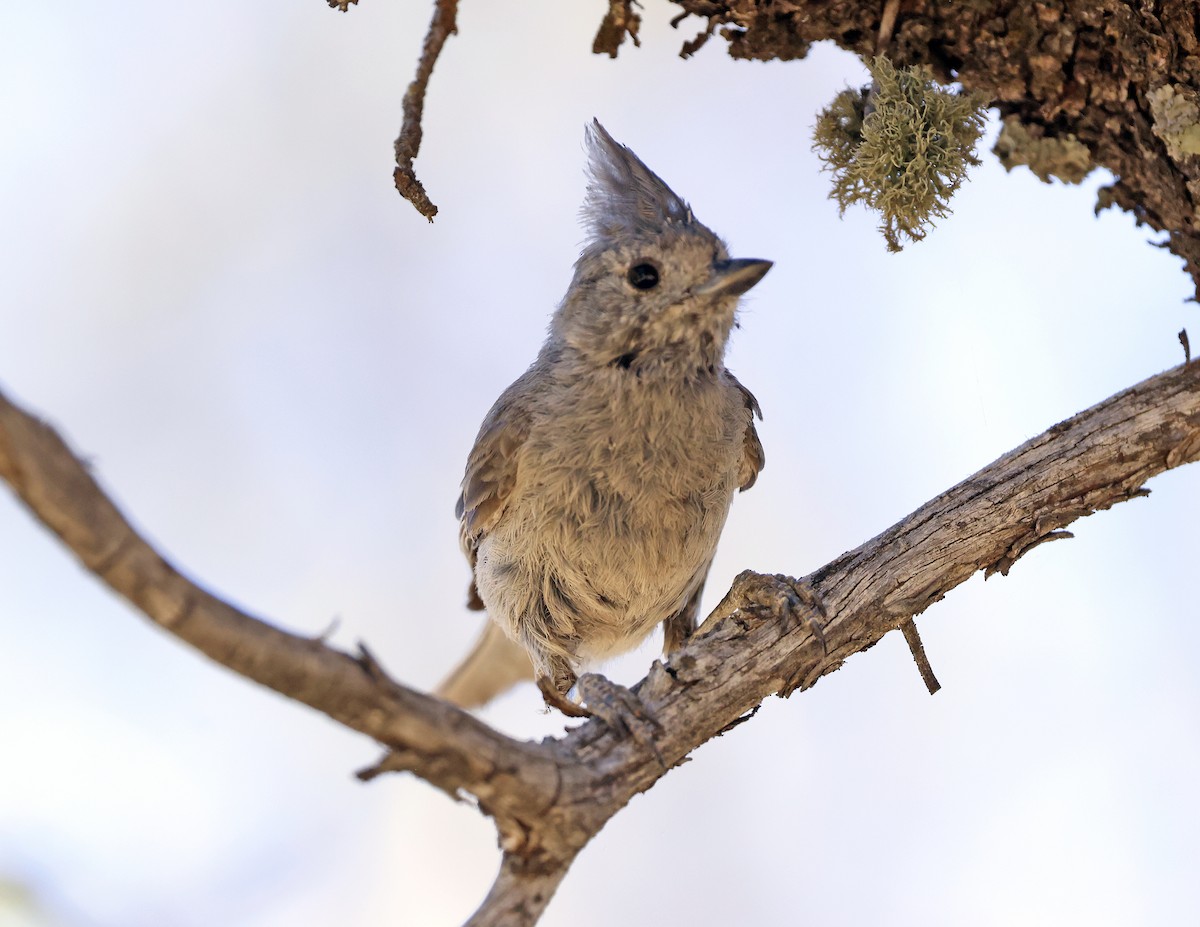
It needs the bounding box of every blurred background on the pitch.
[1,2,1198,925]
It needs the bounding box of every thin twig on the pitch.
[394,0,459,220]
[875,0,901,54]
[900,619,940,694]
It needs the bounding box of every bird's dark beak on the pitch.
[694,258,773,297]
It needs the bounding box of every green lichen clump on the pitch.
[993,116,1092,184]
[813,56,989,252]
[1147,84,1200,161]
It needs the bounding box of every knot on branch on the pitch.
[1167,427,1200,468]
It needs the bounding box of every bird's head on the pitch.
[552,120,771,375]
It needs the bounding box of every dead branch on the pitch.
[900,619,940,694]
[393,0,458,220]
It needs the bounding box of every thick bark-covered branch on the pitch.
[2,360,1199,926]
[665,0,1200,297]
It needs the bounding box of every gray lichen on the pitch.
[1147,84,1200,162]
[993,116,1093,184]
[812,56,989,252]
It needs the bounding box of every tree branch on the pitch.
[393,0,458,220]
[464,853,573,927]
[0,386,567,823]
[665,0,1200,298]
[2,359,1199,926]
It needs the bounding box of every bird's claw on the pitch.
[576,674,665,762]
[537,675,591,718]
[744,573,829,654]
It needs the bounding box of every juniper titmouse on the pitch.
[437,120,771,714]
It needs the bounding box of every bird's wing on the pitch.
[662,374,763,651]
[441,385,538,705]
[455,384,534,610]
[727,371,765,492]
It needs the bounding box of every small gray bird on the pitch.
[437,120,771,715]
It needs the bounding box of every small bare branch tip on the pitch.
[393,167,438,221]
[309,615,342,644]
[1180,328,1192,363]
[393,0,458,219]
[355,753,392,782]
[354,642,391,681]
[325,0,357,10]
[356,751,466,803]
[900,620,941,695]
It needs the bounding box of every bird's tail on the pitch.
[435,620,534,708]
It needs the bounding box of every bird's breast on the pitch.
[474,373,747,657]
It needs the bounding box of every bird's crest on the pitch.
[581,119,694,247]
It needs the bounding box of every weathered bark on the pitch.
[667,0,1200,297]
[3,356,1198,925]
[0,387,570,824]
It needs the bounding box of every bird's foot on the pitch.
[743,573,829,654]
[576,674,664,760]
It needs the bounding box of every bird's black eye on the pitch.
[627,262,660,290]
